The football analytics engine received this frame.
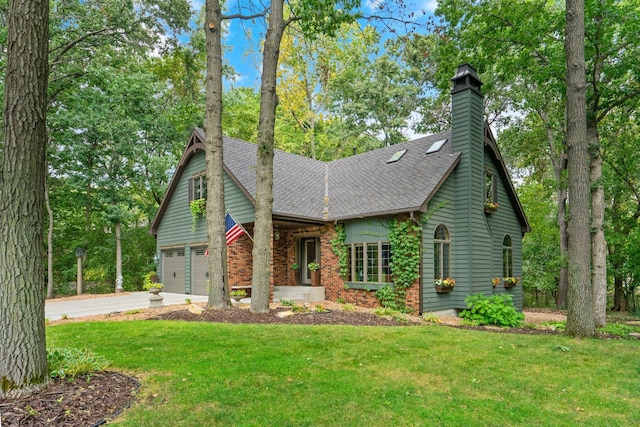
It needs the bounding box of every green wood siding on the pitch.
[421,175,460,312]
[344,218,389,244]
[156,151,255,288]
[484,152,523,309]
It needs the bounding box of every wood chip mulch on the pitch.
[0,371,138,427]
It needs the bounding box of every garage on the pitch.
[191,247,208,295]
[162,249,185,293]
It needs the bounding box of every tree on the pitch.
[204,0,229,309]
[250,0,287,313]
[0,0,50,398]
[564,0,595,337]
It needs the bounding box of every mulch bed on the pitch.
[152,306,424,326]
[0,371,138,427]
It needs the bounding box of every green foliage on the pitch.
[143,271,162,290]
[421,312,442,324]
[47,347,109,379]
[190,198,206,232]
[279,299,296,307]
[373,307,408,323]
[329,223,348,279]
[376,217,421,312]
[598,322,640,340]
[460,294,525,327]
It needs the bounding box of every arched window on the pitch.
[434,225,451,280]
[503,235,513,278]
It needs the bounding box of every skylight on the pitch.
[426,138,448,154]
[387,149,407,164]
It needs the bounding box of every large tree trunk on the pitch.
[556,186,569,308]
[589,123,606,327]
[45,176,55,299]
[204,0,230,309]
[0,0,50,398]
[611,276,626,312]
[564,0,595,338]
[115,222,123,292]
[251,0,286,313]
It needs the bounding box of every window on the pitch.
[485,171,496,204]
[503,235,513,277]
[348,242,392,283]
[434,225,451,280]
[190,173,207,201]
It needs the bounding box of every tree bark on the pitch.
[204,0,230,309]
[611,276,626,312]
[45,175,55,299]
[589,123,606,327]
[564,0,595,338]
[0,0,50,398]
[556,188,569,308]
[115,222,123,292]
[251,0,286,313]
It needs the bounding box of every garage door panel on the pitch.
[191,247,208,295]
[162,249,185,293]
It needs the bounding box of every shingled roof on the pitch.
[193,128,460,222]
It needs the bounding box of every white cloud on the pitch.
[423,0,438,13]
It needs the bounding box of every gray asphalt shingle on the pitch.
[210,129,459,221]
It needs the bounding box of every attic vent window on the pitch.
[387,149,407,164]
[426,138,448,154]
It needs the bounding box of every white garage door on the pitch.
[191,247,208,295]
[162,249,185,293]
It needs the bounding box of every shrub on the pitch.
[460,294,524,327]
[47,347,109,379]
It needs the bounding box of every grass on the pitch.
[47,321,640,426]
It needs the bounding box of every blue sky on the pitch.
[188,0,438,87]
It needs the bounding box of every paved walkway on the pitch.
[45,292,208,321]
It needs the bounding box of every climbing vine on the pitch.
[376,217,422,312]
[330,223,348,279]
[190,198,206,232]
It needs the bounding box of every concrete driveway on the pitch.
[45,292,208,321]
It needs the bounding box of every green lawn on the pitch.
[47,321,640,426]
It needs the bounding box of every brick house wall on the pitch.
[227,221,421,313]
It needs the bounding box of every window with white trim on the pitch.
[346,242,392,283]
[503,235,513,277]
[191,173,207,201]
[434,224,451,280]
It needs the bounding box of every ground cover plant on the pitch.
[42,318,640,426]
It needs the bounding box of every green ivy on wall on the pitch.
[330,223,348,279]
[376,217,422,312]
[190,198,206,232]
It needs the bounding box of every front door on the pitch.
[302,238,317,285]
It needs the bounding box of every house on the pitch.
[150,64,530,314]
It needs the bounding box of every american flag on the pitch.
[225,213,244,246]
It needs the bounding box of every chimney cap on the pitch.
[451,63,483,93]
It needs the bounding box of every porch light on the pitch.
[153,253,160,264]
